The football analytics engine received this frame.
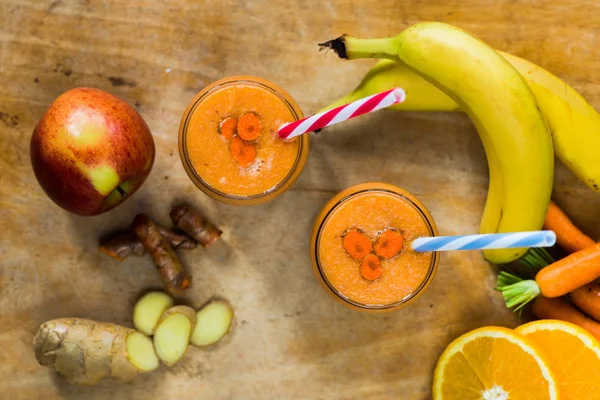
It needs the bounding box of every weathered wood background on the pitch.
[2,0,600,399]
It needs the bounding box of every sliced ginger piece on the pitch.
[218,117,237,140]
[110,327,139,382]
[342,229,372,260]
[360,254,383,281]
[237,112,262,141]
[153,306,196,366]
[133,291,174,336]
[191,300,234,347]
[125,331,159,372]
[374,228,404,259]
[230,136,257,167]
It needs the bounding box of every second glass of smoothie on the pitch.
[310,183,439,312]
[178,76,309,205]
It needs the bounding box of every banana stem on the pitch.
[319,35,400,61]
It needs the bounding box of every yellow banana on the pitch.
[323,59,460,112]
[321,22,554,264]
[322,46,600,194]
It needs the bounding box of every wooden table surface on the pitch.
[2,1,600,399]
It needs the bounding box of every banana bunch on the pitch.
[321,22,563,264]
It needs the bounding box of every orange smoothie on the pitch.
[310,183,439,312]
[178,76,309,204]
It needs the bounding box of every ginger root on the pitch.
[133,291,174,336]
[153,306,196,366]
[132,214,191,293]
[170,204,222,247]
[33,318,158,385]
[100,228,196,262]
[191,300,234,347]
[125,331,159,372]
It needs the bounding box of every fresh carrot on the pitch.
[342,229,373,260]
[532,296,600,341]
[544,200,595,253]
[497,242,600,312]
[374,229,404,259]
[230,136,257,167]
[570,283,600,321]
[536,242,600,297]
[237,112,262,142]
[218,117,237,140]
[360,254,382,281]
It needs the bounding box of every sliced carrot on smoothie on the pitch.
[218,117,237,140]
[230,136,257,167]
[360,254,383,281]
[374,229,404,259]
[237,112,262,142]
[342,229,372,260]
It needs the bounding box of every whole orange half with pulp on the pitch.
[433,326,559,400]
[517,319,600,400]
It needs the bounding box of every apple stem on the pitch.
[116,186,128,198]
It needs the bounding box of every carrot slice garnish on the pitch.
[218,117,237,140]
[237,112,262,142]
[342,229,372,260]
[374,229,404,259]
[360,254,383,281]
[230,136,257,167]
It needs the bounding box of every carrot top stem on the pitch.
[496,271,541,312]
[519,248,555,271]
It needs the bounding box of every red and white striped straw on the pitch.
[278,88,406,140]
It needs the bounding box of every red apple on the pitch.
[30,88,155,216]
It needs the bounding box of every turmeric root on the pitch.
[133,292,174,335]
[237,112,262,141]
[170,204,222,247]
[132,214,191,293]
[342,229,372,260]
[191,300,234,347]
[100,228,196,261]
[33,318,159,385]
[159,227,197,250]
[99,232,145,261]
[153,306,196,366]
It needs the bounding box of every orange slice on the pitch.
[516,319,600,400]
[433,326,559,400]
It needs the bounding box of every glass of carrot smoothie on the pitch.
[310,183,439,312]
[178,76,309,205]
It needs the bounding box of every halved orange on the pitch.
[433,326,559,400]
[516,319,600,400]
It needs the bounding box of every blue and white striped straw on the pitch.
[411,230,556,252]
